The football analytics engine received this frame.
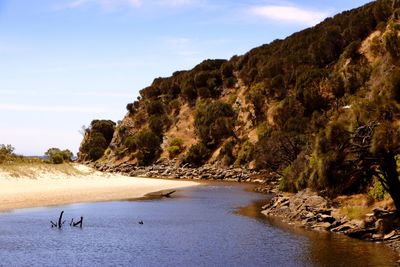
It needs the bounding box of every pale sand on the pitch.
[0,163,198,211]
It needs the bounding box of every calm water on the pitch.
[0,183,398,266]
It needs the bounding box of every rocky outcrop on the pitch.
[262,189,400,243]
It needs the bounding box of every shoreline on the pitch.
[0,163,199,212]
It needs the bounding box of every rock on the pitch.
[313,222,332,231]
[317,214,336,224]
[346,228,376,239]
[331,224,352,233]
[384,230,396,240]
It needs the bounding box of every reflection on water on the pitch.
[0,183,397,267]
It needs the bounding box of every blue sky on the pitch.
[0,0,372,155]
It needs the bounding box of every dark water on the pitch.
[0,183,397,266]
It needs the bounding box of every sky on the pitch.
[0,0,372,155]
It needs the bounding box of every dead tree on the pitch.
[349,122,400,213]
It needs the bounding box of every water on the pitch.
[0,183,397,266]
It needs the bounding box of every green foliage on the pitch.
[256,122,272,140]
[45,148,73,164]
[383,30,400,58]
[194,100,235,146]
[248,83,266,119]
[369,177,388,201]
[387,68,400,102]
[0,144,15,163]
[132,129,162,165]
[146,100,165,116]
[78,119,116,161]
[124,136,137,152]
[219,139,236,166]
[220,62,234,79]
[279,165,292,192]
[167,138,185,159]
[170,138,184,147]
[183,142,211,166]
[234,141,254,166]
[167,146,181,158]
[295,68,328,114]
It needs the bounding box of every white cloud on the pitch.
[248,5,330,26]
[0,104,108,113]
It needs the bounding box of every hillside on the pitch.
[78,0,400,202]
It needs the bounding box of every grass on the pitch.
[0,162,93,178]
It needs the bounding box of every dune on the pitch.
[0,163,198,211]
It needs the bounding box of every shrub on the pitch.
[146,100,165,116]
[224,77,236,88]
[45,148,74,164]
[219,139,236,166]
[78,120,115,162]
[148,115,165,136]
[133,129,162,165]
[383,30,400,58]
[194,100,236,146]
[234,141,254,166]
[0,144,15,163]
[183,143,210,166]
[369,177,388,201]
[167,138,185,158]
[124,136,137,151]
[220,62,234,79]
[167,146,181,158]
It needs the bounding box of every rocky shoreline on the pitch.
[88,161,280,193]
[262,189,400,257]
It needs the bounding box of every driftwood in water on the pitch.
[161,190,176,198]
[51,211,84,229]
[73,216,83,228]
[58,211,64,229]
[51,211,65,228]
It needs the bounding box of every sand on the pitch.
[0,163,198,211]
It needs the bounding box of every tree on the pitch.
[45,148,74,164]
[0,144,15,163]
[133,129,162,165]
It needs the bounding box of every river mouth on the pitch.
[0,183,398,266]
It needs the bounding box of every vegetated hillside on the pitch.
[79,0,400,197]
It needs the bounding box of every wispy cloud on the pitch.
[248,4,330,26]
[0,104,109,113]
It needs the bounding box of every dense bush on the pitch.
[182,143,210,167]
[78,119,116,161]
[0,144,15,163]
[45,148,73,164]
[131,129,162,165]
[234,141,254,166]
[194,100,236,146]
[167,138,185,159]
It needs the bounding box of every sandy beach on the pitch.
[0,163,199,211]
